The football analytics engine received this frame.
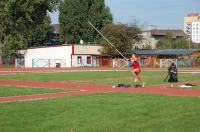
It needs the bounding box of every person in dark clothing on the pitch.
[168,62,178,86]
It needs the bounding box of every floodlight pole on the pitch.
[188,37,191,49]
[88,21,128,60]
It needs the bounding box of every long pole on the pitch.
[163,73,169,82]
[88,21,128,60]
[189,37,191,49]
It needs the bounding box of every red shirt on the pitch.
[132,60,140,71]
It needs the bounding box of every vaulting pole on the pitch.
[88,21,128,60]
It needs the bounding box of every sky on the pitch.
[49,0,200,30]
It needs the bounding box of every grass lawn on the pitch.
[0,64,15,68]
[0,70,200,131]
[0,86,66,97]
[0,93,200,132]
[91,72,200,86]
[0,70,199,86]
[0,71,133,82]
[0,70,169,82]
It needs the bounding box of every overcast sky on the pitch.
[49,0,200,30]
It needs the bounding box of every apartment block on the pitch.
[191,21,200,43]
[184,13,200,35]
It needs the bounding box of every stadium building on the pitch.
[16,44,112,68]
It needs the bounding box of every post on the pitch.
[188,36,191,49]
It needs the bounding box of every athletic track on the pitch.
[0,68,200,103]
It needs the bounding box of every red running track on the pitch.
[0,80,200,103]
[0,67,199,74]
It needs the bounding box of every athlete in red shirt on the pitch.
[131,54,145,87]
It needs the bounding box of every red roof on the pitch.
[150,29,185,38]
[188,13,199,17]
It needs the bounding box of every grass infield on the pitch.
[0,93,200,132]
[0,86,66,97]
[0,70,200,131]
[0,71,199,86]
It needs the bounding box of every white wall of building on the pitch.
[142,31,158,49]
[72,55,98,67]
[18,45,103,68]
[71,45,102,67]
[24,46,72,68]
[74,45,102,55]
[192,21,200,43]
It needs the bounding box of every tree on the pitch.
[0,0,60,64]
[156,32,173,49]
[59,0,113,44]
[173,38,189,49]
[156,32,189,49]
[99,23,141,55]
[0,0,9,64]
[2,34,24,59]
[28,15,51,47]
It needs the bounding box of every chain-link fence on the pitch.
[160,59,177,68]
[32,58,66,68]
[15,58,25,68]
[112,58,129,68]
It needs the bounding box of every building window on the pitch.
[77,56,82,64]
[87,56,91,64]
[135,46,139,50]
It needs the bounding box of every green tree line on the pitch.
[59,0,113,44]
[0,0,60,64]
[0,0,192,65]
[156,32,190,49]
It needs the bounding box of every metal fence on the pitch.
[15,58,25,68]
[32,58,66,68]
[160,58,195,67]
[160,59,177,68]
[177,58,193,67]
[112,58,129,68]
[15,58,198,68]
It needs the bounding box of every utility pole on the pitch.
[188,36,191,49]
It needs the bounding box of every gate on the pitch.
[15,58,25,68]
[113,58,129,68]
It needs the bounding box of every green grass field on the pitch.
[0,71,133,82]
[1,93,200,132]
[0,86,66,97]
[0,70,199,86]
[0,70,200,132]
